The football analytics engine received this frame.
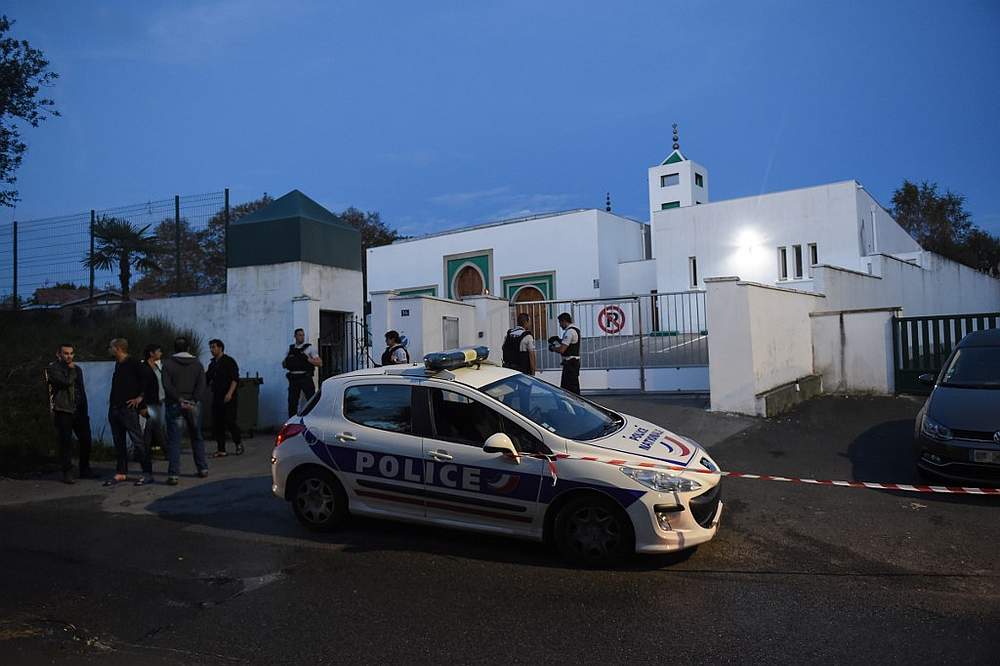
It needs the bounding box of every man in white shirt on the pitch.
[553,312,581,394]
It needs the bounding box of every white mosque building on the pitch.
[367,126,997,332]
[367,125,929,304]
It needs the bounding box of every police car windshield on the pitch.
[480,374,624,441]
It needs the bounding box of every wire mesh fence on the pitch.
[0,190,230,309]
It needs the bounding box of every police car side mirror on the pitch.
[483,433,520,463]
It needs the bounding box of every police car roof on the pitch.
[330,362,519,388]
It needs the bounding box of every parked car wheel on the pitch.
[553,495,634,566]
[290,468,348,531]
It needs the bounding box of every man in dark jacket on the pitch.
[162,336,208,486]
[206,338,243,457]
[107,338,149,486]
[45,343,94,483]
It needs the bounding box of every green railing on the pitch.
[892,312,1000,394]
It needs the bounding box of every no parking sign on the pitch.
[597,305,626,334]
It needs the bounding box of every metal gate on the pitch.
[507,291,709,392]
[892,311,1000,394]
[319,315,375,381]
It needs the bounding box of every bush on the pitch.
[0,310,200,474]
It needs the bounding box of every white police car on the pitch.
[271,347,722,564]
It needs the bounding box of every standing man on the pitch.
[206,338,243,457]
[162,336,209,485]
[380,330,410,366]
[552,312,582,395]
[45,343,94,484]
[106,339,150,486]
[501,313,536,375]
[283,328,321,418]
[140,343,167,471]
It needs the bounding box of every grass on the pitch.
[0,309,200,474]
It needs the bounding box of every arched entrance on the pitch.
[454,265,485,298]
[513,285,547,339]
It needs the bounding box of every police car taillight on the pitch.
[276,423,306,447]
[423,346,490,371]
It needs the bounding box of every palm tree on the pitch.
[81,216,161,300]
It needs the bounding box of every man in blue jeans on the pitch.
[106,338,149,487]
[161,336,208,486]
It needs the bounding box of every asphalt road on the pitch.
[1,395,998,664]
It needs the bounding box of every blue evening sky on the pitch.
[5,0,1000,237]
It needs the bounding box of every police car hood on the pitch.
[575,414,705,468]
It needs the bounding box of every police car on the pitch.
[271,347,722,564]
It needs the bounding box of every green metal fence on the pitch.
[892,312,1000,394]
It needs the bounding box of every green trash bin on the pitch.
[236,374,263,438]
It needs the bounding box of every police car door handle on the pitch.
[335,432,357,443]
[427,449,453,461]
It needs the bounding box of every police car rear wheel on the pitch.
[291,469,347,531]
[554,495,634,565]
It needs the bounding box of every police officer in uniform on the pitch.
[502,313,536,375]
[550,312,581,394]
[283,328,322,417]
[381,330,410,365]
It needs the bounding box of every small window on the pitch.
[807,243,818,277]
[688,256,698,288]
[695,173,704,187]
[778,247,788,280]
[793,245,803,279]
[344,384,412,433]
[660,173,679,187]
[429,388,540,452]
[661,201,680,210]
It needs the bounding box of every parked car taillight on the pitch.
[276,423,306,447]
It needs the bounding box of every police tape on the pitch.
[535,452,1000,496]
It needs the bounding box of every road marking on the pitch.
[652,335,707,354]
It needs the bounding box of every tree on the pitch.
[891,180,973,261]
[336,207,405,309]
[960,228,1000,278]
[131,194,273,296]
[891,179,1000,276]
[82,216,161,300]
[0,15,59,207]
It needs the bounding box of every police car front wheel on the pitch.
[290,468,348,531]
[553,495,634,566]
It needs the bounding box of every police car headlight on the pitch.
[620,467,702,492]
[921,415,952,441]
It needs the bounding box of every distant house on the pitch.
[28,287,124,309]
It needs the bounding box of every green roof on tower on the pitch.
[227,189,361,270]
[662,149,686,165]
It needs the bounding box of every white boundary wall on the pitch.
[705,277,824,415]
[814,252,1000,316]
[137,261,363,429]
[810,307,898,394]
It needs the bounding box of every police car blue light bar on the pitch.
[424,346,490,371]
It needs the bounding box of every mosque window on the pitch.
[661,173,680,187]
[661,201,680,210]
[778,247,788,280]
[695,173,704,187]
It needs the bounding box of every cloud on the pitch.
[73,0,310,65]
[429,187,511,206]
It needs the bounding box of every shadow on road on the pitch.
[847,418,997,506]
[145,476,696,571]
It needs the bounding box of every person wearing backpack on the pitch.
[501,313,536,375]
